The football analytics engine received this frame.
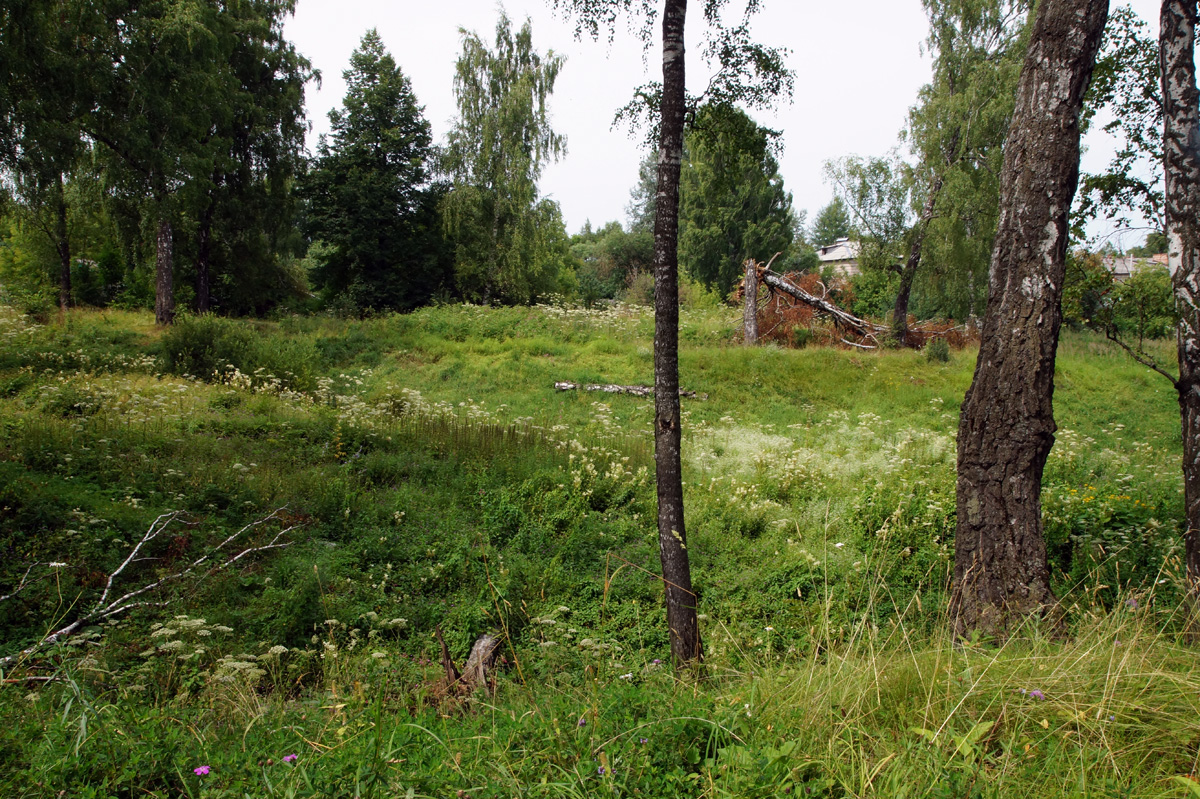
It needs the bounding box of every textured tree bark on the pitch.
[1161,0,1200,588]
[653,0,701,669]
[154,214,175,326]
[744,259,759,344]
[951,0,1107,639]
[892,175,943,346]
[55,174,71,312]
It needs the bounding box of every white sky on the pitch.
[285,0,1163,246]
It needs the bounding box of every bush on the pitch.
[160,313,320,390]
[925,338,950,363]
[160,313,255,379]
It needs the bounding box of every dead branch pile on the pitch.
[739,259,978,349]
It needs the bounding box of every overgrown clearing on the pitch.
[0,302,1195,797]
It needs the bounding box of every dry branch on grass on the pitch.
[0,508,302,668]
[553,382,705,399]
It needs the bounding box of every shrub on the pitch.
[160,313,255,379]
[925,338,950,363]
[161,313,319,391]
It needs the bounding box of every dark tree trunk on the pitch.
[892,175,942,346]
[55,174,71,312]
[744,259,759,345]
[1161,0,1200,588]
[950,0,1107,639]
[154,212,175,326]
[653,0,701,669]
[196,196,215,314]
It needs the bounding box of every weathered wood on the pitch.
[758,269,888,344]
[461,633,501,693]
[743,259,759,344]
[553,381,702,399]
[433,625,461,686]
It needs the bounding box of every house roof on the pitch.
[817,238,860,262]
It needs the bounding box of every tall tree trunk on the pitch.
[1161,0,1200,588]
[744,259,758,345]
[950,0,1107,639]
[55,173,71,312]
[653,0,701,669]
[195,195,215,314]
[154,212,175,326]
[892,175,943,345]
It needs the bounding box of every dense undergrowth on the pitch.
[0,301,1195,797]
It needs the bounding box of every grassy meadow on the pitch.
[0,300,1197,798]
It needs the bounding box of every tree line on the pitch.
[0,2,806,319]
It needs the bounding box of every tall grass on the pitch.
[0,302,1195,797]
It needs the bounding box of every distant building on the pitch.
[816,238,861,277]
[1102,252,1174,282]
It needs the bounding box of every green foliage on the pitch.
[1110,264,1176,343]
[809,197,852,248]
[825,153,910,279]
[442,13,568,305]
[679,104,794,296]
[303,30,449,315]
[906,0,1028,321]
[1076,5,1162,232]
[1130,230,1167,257]
[570,220,654,304]
[0,302,1192,797]
[160,312,319,390]
[925,338,951,363]
[849,267,901,318]
[1061,251,1114,330]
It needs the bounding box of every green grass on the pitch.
[0,301,1194,797]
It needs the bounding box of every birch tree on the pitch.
[902,0,1029,338]
[549,0,791,669]
[951,0,1108,638]
[1161,0,1200,588]
[442,12,568,305]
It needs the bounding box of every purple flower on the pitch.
[283,754,297,763]
[194,766,210,776]
[652,659,661,665]
[1126,598,1138,609]
[639,737,648,744]
[578,717,587,727]
[598,767,606,776]
[1028,689,1045,701]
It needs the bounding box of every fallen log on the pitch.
[742,259,972,350]
[553,381,704,399]
[758,268,889,345]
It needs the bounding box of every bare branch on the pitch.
[1,509,300,669]
[1104,326,1180,386]
[0,563,52,604]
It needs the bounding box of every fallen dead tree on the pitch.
[742,258,975,349]
[759,269,889,347]
[553,381,704,399]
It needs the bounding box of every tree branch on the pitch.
[0,509,301,668]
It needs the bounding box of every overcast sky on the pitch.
[285,1,1163,248]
